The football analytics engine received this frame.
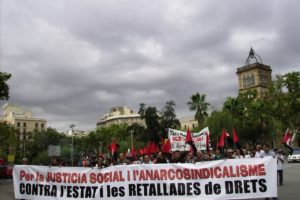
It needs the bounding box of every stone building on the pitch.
[96,106,144,128]
[1,103,47,158]
[236,48,272,97]
[1,103,47,136]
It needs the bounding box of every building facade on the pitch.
[180,116,198,130]
[236,48,272,97]
[1,103,47,141]
[96,106,144,128]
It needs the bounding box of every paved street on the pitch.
[1,163,300,199]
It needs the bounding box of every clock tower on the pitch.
[236,48,272,97]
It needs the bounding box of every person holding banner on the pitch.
[195,151,204,162]
[143,155,152,164]
[234,149,244,159]
[213,148,224,160]
[260,144,277,200]
[155,151,168,163]
[117,153,130,165]
[185,152,195,163]
[225,149,235,159]
[95,156,107,168]
[170,150,185,163]
[255,144,265,158]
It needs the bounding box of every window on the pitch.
[17,122,20,127]
[35,123,38,128]
[41,123,44,129]
[243,74,255,88]
[23,122,27,127]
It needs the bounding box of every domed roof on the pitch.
[245,47,263,66]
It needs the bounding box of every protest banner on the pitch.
[13,157,277,200]
[168,128,207,151]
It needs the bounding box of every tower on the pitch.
[236,48,272,97]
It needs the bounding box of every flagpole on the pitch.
[131,130,133,151]
[232,128,236,151]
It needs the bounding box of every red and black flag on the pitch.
[218,128,230,148]
[282,129,294,155]
[232,128,244,157]
[185,127,197,154]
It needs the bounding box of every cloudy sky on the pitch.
[1,0,299,132]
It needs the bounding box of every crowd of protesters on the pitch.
[75,144,283,165]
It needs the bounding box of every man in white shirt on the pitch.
[260,144,277,200]
[274,149,284,186]
[255,144,265,158]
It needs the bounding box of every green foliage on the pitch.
[0,122,17,158]
[0,71,11,100]
[138,104,161,144]
[161,100,181,137]
[187,93,210,128]
[210,89,278,146]
[26,128,66,164]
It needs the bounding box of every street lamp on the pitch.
[70,124,75,166]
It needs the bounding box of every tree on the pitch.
[161,100,181,137]
[26,128,66,164]
[0,71,11,100]
[0,122,17,158]
[205,110,236,148]
[267,72,300,135]
[187,93,210,128]
[138,103,161,144]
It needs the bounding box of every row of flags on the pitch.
[106,127,296,158]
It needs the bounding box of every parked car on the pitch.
[287,148,300,163]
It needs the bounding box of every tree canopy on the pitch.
[0,71,11,100]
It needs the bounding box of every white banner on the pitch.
[168,128,207,151]
[13,157,277,200]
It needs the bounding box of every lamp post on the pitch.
[70,124,75,166]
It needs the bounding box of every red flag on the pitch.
[143,142,151,155]
[138,148,144,155]
[150,141,159,154]
[107,138,119,154]
[282,131,293,145]
[131,146,136,157]
[232,128,239,143]
[185,127,193,143]
[218,129,230,148]
[216,137,219,148]
[162,139,171,153]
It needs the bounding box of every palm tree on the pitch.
[187,93,210,128]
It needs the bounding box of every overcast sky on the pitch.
[1,0,299,132]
